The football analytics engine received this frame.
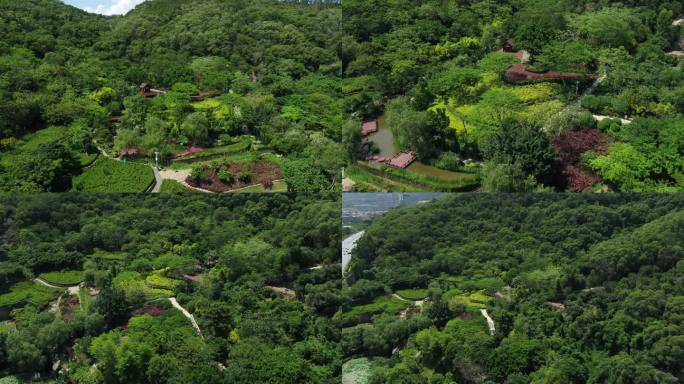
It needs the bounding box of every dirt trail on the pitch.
[480,309,495,335]
[169,297,203,338]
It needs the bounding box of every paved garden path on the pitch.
[36,278,83,312]
[581,74,606,100]
[593,114,632,125]
[169,297,203,338]
[34,278,62,289]
[480,309,495,335]
[150,167,162,193]
[393,293,426,319]
[342,231,364,274]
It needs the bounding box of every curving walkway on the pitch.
[169,297,203,338]
[480,309,495,335]
[150,167,162,193]
[36,278,83,312]
[342,231,364,274]
[34,278,63,289]
[394,293,426,319]
[593,114,632,125]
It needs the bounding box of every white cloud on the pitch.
[84,0,145,15]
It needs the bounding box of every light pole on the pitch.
[154,151,159,169]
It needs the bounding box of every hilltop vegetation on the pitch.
[0,0,341,192]
[342,194,684,383]
[0,194,341,383]
[342,0,684,192]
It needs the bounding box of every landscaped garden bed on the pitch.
[172,137,253,162]
[552,128,611,192]
[186,159,283,192]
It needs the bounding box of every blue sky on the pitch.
[62,0,146,15]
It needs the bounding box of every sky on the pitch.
[62,0,146,15]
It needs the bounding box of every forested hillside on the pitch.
[0,0,341,193]
[342,0,684,192]
[341,194,684,383]
[0,194,341,383]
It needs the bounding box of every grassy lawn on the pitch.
[378,164,480,191]
[15,126,67,151]
[395,288,428,300]
[0,281,61,309]
[347,165,426,192]
[160,179,190,192]
[71,158,155,192]
[343,295,409,319]
[77,153,99,166]
[0,321,16,333]
[1,126,66,168]
[342,358,373,384]
[1,127,98,169]
[39,270,84,286]
[232,179,287,193]
[89,251,128,262]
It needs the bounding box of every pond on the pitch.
[368,113,474,181]
[367,114,399,157]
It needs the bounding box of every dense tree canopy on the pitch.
[342,194,684,383]
[0,0,342,192]
[0,194,341,383]
[342,0,684,192]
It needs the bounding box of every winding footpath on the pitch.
[169,297,203,338]
[393,293,426,319]
[480,309,495,335]
[150,167,162,193]
[35,278,82,312]
[342,231,365,274]
[581,74,606,100]
[34,278,63,289]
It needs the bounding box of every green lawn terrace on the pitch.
[340,284,502,384]
[0,126,98,169]
[0,281,62,319]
